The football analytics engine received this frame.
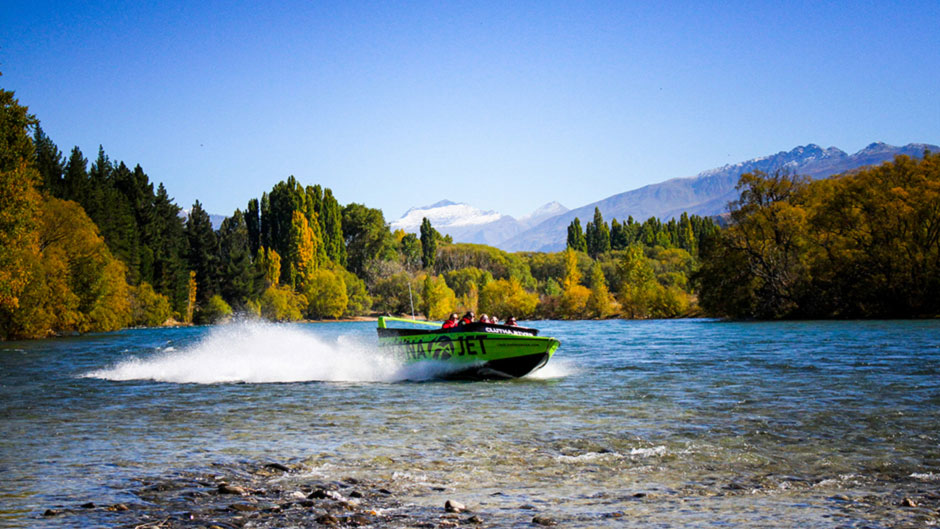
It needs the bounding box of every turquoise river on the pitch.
[1,319,938,527]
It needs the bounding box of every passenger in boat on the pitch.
[505,316,518,326]
[478,314,489,323]
[442,313,459,329]
[459,311,475,325]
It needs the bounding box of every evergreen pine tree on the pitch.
[62,146,88,204]
[184,200,219,305]
[218,210,254,306]
[152,183,188,315]
[32,125,64,196]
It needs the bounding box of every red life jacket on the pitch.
[442,320,457,329]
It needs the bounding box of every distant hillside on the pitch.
[499,142,939,252]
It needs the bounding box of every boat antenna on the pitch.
[408,281,415,321]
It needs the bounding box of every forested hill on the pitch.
[2,86,938,340]
[500,142,939,252]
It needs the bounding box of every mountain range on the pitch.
[393,142,938,252]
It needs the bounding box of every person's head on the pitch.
[479,313,488,321]
[507,316,517,325]
[464,311,474,319]
[448,313,458,321]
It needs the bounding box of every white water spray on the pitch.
[84,320,459,384]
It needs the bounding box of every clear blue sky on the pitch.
[3,0,939,221]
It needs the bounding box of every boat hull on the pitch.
[377,321,560,380]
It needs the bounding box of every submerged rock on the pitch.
[533,514,558,525]
[444,499,466,513]
[218,483,248,495]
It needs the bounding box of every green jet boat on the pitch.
[377,316,560,380]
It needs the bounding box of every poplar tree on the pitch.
[566,217,587,252]
[420,217,436,270]
[586,207,610,258]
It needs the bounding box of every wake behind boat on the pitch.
[377,316,560,379]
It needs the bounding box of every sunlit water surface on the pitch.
[1,319,938,527]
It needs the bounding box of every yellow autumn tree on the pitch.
[479,277,538,319]
[4,197,132,338]
[560,248,590,319]
[288,210,321,289]
[0,88,42,319]
[421,274,456,320]
[586,262,613,318]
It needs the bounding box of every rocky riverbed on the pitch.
[37,459,559,528]
[35,457,940,528]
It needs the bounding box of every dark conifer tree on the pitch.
[32,125,64,195]
[218,210,254,307]
[185,200,220,305]
[152,183,189,313]
[62,146,88,204]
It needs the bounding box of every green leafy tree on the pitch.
[303,268,348,319]
[399,233,422,270]
[617,244,658,318]
[342,203,396,277]
[341,269,372,316]
[320,189,346,266]
[260,284,306,321]
[196,294,233,324]
[129,282,172,327]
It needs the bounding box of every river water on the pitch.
[1,319,938,528]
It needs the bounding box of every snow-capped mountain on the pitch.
[391,200,506,231]
[390,200,568,247]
